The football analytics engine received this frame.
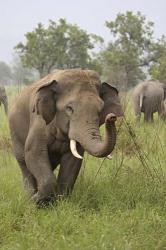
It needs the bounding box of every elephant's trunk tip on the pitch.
[105,113,117,127]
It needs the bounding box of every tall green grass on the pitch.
[0,87,166,250]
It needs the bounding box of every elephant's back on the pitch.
[145,82,164,102]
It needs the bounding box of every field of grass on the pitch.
[0,87,166,250]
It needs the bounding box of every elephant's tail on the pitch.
[139,94,143,108]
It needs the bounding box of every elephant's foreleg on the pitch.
[57,147,84,196]
[12,139,37,196]
[2,97,8,114]
[158,102,166,120]
[151,113,154,122]
[25,115,57,205]
[133,96,141,122]
[144,111,153,122]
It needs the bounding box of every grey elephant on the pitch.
[0,84,8,114]
[132,80,166,122]
[9,69,123,205]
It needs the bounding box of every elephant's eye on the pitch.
[66,105,74,115]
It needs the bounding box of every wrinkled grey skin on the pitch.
[9,69,123,205]
[0,85,8,114]
[132,80,166,122]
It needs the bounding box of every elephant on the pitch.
[0,84,8,114]
[132,80,166,122]
[9,69,123,205]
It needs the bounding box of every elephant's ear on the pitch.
[32,79,58,124]
[100,82,124,125]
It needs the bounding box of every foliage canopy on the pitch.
[101,11,154,88]
[15,19,103,77]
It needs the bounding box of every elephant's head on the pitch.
[32,69,123,158]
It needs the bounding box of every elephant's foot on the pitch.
[32,192,56,207]
[32,176,58,207]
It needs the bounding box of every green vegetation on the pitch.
[1,11,166,87]
[15,19,103,77]
[0,61,12,85]
[149,36,166,83]
[0,88,166,250]
[12,11,166,88]
[101,11,154,88]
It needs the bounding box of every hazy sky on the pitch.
[1,0,166,64]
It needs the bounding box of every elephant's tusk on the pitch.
[107,154,112,160]
[70,140,83,159]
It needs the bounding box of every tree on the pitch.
[0,61,12,84]
[11,55,39,86]
[15,19,103,77]
[149,36,166,83]
[101,11,154,89]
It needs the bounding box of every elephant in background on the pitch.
[132,80,166,122]
[9,69,123,205]
[0,85,8,114]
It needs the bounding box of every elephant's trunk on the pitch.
[69,113,117,158]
